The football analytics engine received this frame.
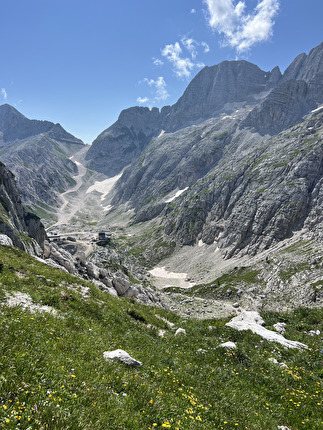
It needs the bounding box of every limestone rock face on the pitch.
[163,60,280,132]
[0,162,46,254]
[162,110,323,258]
[241,79,319,135]
[86,60,283,178]
[282,42,323,84]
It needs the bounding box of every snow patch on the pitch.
[149,266,188,279]
[103,204,113,213]
[311,105,323,113]
[165,187,188,203]
[157,129,165,138]
[86,173,122,201]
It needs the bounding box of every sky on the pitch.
[0,1,322,144]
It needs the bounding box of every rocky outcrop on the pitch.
[282,42,323,84]
[43,241,164,306]
[110,119,235,218]
[241,79,319,135]
[226,311,307,349]
[0,162,46,255]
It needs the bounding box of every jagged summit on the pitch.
[242,42,323,135]
[0,103,84,146]
[282,42,323,83]
[163,60,281,132]
[0,104,53,143]
[87,42,323,177]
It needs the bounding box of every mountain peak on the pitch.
[283,41,323,83]
[0,104,84,145]
[162,59,279,131]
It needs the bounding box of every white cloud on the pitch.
[204,0,280,52]
[144,77,169,101]
[161,38,209,79]
[137,77,169,105]
[137,96,149,104]
[161,42,195,78]
[153,57,164,66]
[1,88,7,100]
[181,36,199,59]
[191,8,196,14]
[201,41,210,53]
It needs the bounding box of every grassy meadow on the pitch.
[0,245,322,429]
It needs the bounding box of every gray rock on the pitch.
[86,106,161,177]
[175,328,186,336]
[103,349,142,367]
[218,341,237,349]
[273,323,286,334]
[48,243,76,274]
[226,311,308,349]
[0,234,13,247]
[0,162,46,255]
[86,262,101,280]
[91,279,118,297]
[112,274,132,296]
[308,329,321,336]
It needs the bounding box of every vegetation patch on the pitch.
[0,245,322,429]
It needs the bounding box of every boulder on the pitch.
[0,234,13,247]
[91,279,118,297]
[218,341,237,349]
[48,243,76,274]
[273,322,286,334]
[86,261,101,280]
[103,349,142,367]
[175,328,186,336]
[112,274,132,296]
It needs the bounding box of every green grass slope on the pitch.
[0,245,322,429]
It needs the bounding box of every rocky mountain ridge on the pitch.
[86,42,323,176]
[0,104,85,219]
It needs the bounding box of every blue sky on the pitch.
[0,0,322,143]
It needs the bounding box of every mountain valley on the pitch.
[0,42,322,429]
